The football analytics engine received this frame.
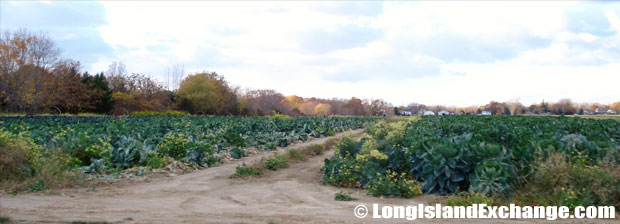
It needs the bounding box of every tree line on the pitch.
[397,99,620,116]
[0,29,391,116]
[1,29,617,116]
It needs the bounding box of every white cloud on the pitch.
[605,11,620,35]
[88,1,620,106]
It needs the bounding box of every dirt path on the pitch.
[0,130,615,224]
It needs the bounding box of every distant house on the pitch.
[582,109,590,115]
[438,110,450,116]
[608,109,618,115]
[423,110,435,116]
[480,110,492,116]
[595,107,607,114]
[401,110,413,116]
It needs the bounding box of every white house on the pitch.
[401,110,412,116]
[438,110,450,116]
[595,107,607,114]
[608,109,618,115]
[423,110,435,116]
[480,110,492,116]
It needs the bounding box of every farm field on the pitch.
[323,115,620,208]
[570,115,620,121]
[2,115,619,223]
[0,116,380,192]
[2,130,389,224]
[3,1,620,223]
[1,115,620,223]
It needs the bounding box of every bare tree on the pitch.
[106,61,126,77]
[505,99,525,115]
[105,61,129,92]
[165,63,185,91]
[244,89,287,115]
[370,99,391,115]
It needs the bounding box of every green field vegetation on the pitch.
[0,116,379,192]
[322,116,620,207]
[570,115,620,121]
[231,137,341,179]
[335,191,356,201]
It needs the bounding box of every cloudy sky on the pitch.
[2,1,619,106]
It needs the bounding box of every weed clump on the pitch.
[230,163,263,178]
[335,191,356,201]
[264,153,289,170]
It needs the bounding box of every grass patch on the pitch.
[323,138,340,152]
[511,153,620,208]
[0,131,30,180]
[335,191,356,201]
[229,136,347,178]
[442,153,620,208]
[264,153,289,170]
[285,149,306,162]
[230,163,263,178]
[301,144,325,157]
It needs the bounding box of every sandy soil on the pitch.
[0,129,616,224]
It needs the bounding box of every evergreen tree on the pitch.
[82,72,113,114]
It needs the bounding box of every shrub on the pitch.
[162,110,190,117]
[264,153,289,170]
[0,131,31,180]
[0,130,81,192]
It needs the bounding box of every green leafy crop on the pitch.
[323,116,620,200]
[0,116,380,173]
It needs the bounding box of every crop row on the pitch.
[323,116,620,203]
[0,116,380,173]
